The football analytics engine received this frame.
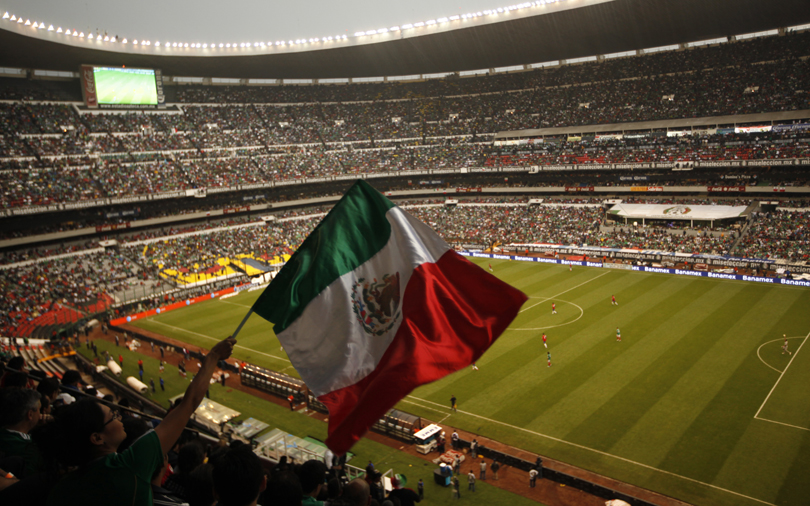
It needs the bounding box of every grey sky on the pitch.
[1,0,515,44]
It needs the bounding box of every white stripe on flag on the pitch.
[278,207,450,396]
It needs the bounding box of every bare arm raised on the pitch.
[154,337,236,454]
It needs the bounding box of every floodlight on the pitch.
[133,39,138,44]
[16,17,22,23]
[10,15,16,21]
[184,43,188,47]
[2,12,8,19]
[57,27,62,32]
[449,16,459,20]
[378,28,388,33]
[438,17,448,23]
[122,38,127,43]
[73,30,78,36]
[80,32,85,37]
[414,22,425,27]
[390,26,399,31]
[155,41,160,46]
[402,23,413,29]
[88,33,94,39]
[24,19,30,25]
[354,31,364,36]
[48,25,54,31]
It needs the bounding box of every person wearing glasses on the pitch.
[44,337,236,506]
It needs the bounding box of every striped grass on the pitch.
[131,260,810,506]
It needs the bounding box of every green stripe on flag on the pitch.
[251,180,396,333]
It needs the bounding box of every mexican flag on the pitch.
[250,180,527,454]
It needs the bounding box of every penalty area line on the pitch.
[403,395,776,506]
[754,330,810,420]
[753,416,810,432]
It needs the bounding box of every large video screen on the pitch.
[93,67,158,105]
[80,65,165,109]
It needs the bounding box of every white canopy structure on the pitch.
[608,203,748,227]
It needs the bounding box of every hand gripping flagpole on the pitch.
[231,309,253,340]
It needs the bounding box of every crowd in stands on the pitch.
[1,31,809,170]
[485,131,810,166]
[597,226,736,255]
[0,250,158,336]
[164,30,810,104]
[128,223,299,280]
[3,129,810,209]
[734,210,810,262]
[0,338,425,506]
[0,336,237,506]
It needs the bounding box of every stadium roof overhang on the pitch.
[1,0,810,80]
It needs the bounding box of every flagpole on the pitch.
[231,309,253,340]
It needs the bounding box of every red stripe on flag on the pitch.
[318,250,527,455]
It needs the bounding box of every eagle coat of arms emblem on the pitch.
[351,272,402,336]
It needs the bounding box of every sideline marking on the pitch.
[403,395,776,506]
[147,320,291,363]
[754,330,810,423]
[519,271,609,313]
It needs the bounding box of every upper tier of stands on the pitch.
[3,30,810,104]
[2,130,809,211]
[0,31,809,214]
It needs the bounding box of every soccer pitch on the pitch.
[130,260,810,506]
[93,68,158,105]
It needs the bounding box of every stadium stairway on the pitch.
[729,204,760,254]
